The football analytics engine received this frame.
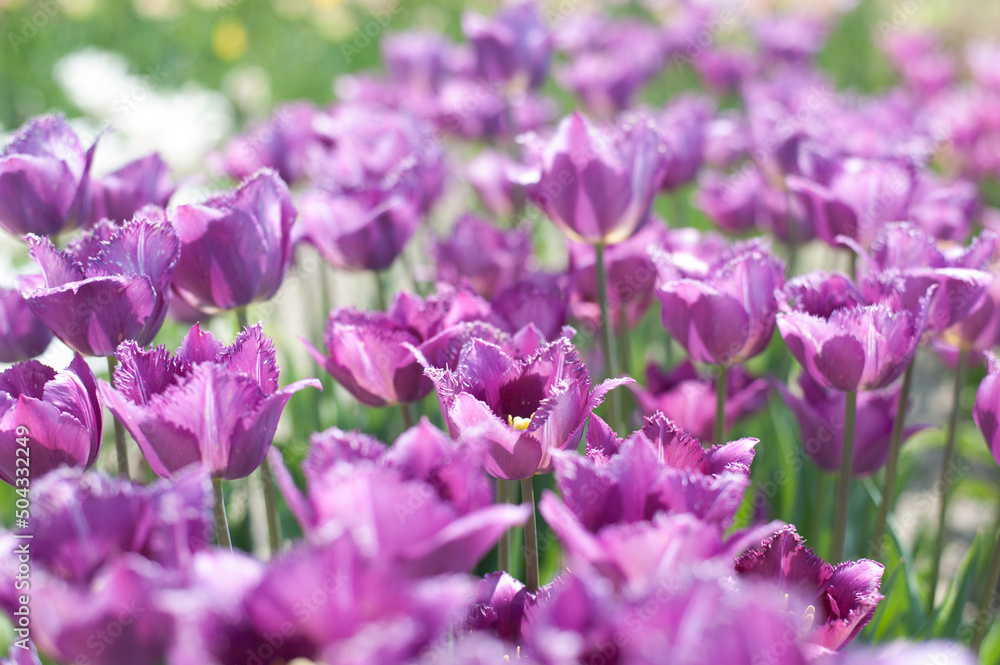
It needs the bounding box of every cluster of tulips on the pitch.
[5,0,1000,663]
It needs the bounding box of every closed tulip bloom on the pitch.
[99,323,319,480]
[170,169,296,313]
[0,287,52,362]
[88,153,175,225]
[299,190,419,273]
[777,273,931,392]
[490,272,569,341]
[521,111,666,245]
[462,2,552,91]
[432,213,530,298]
[0,114,96,236]
[18,212,180,357]
[778,373,925,476]
[0,355,101,485]
[467,151,524,220]
[908,174,979,241]
[219,102,323,185]
[973,352,1000,466]
[420,336,631,479]
[657,240,786,367]
[695,169,763,235]
[654,94,714,192]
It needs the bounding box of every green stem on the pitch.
[616,305,631,382]
[673,190,686,228]
[497,479,511,574]
[107,356,130,479]
[871,361,915,559]
[972,496,1000,652]
[235,306,249,331]
[521,476,539,592]
[714,365,729,445]
[212,477,232,551]
[594,242,624,433]
[260,458,281,556]
[373,271,389,311]
[929,347,969,612]
[399,402,414,430]
[831,390,857,563]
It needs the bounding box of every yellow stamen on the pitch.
[798,604,817,637]
[508,414,532,431]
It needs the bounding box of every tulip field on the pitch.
[5,0,1000,663]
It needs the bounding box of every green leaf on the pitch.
[928,530,988,639]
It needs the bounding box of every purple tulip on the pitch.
[298,190,420,273]
[691,46,758,93]
[0,355,101,485]
[18,211,180,356]
[703,111,750,169]
[777,273,930,392]
[632,359,771,443]
[973,352,1000,467]
[649,226,732,283]
[467,572,537,643]
[219,102,324,185]
[736,525,885,652]
[270,423,528,576]
[779,372,926,476]
[881,31,956,96]
[754,15,830,65]
[0,287,52,362]
[462,2,552,91]
[467,150,524,220]
[520,111,666,245]
[419,336,631,479]
[170,169,296,313]
[654,94,714,192]
[0,114,96,236]
[382,31,453,92]
[432,214,530,298]
[100,323,319,480]
[966,41,1000,91]
[695,169,764,234]
[937,274,1000,366]
[908,174,979,242]
[489,272,569,341]
[657,240,786,367]
[88,153,174,225]
[568,221,666,332]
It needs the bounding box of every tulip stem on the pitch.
[673,190,686,227]
[521,476,539,592]
[399,402,414,430]
[972,495,1000,652]
[213,477,232,552]
[594,242,624,434]
[714,365,728,445]
[260,459,281,556]
[831,390,857,563]
[107,356,130,479]
[235,306,249,330]
[374,271,389,311]
[929,347,969,612]
[871,361,915,559]
[497,479,511,574]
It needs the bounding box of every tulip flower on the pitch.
[462,1,552,92]
[431,213,531,298]
[466,572,537,643]
[382,31,453,92]
[972,352,1000,648]
[100,323,318,481]
[736,525,884,654]
[0,114,96,236]
[654,94,714,193]
[0,287,52,363]
[18,211,180,357]
[0,355,102,485]
[466,151,524,220]
[489,272,569,342]
[88,153,175,225]
[170,169,295,314]
[218,101,323,185]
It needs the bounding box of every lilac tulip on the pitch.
[18,211,180,356]
[462,2,552,91]
[777,273,930,392]
[695,169,764,234]
[568,222,666,332]
[382,31,452,92]
[467,572,537,643]
[0,287,52,362]
[908,174,979,242]
[779,373,925,476]
[0,114,96,236]
[521,111,666,245]
[269,423,528,576]
[489,272,569,341]
[170,169,296,313]
[219,102,324,185]
[736,525,885,652]
[432,214,530,298]
[419,336,631,479]
[632,359,771,443]
[88,153,174,225]
[691,46,758,93]
[100,323,319,480]
[973,352,1000,467]
[0,355,101,485]
[754,15,830,65]
[298,189,420,273]
[654,94,714,192]
[467,150,524,220]
[937,275,1000,366]
[657,240,786,367]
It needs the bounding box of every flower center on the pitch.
[508,414,533,431]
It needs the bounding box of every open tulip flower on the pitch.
[169,169,296,314]
[99,323,319,480]
[462,1,552,92]
[0,286,53,363]
[18,210,180,357]
[0,114,96,237]
[419,336,632,479]
[87,153,175,226]
[0,355,102,485]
